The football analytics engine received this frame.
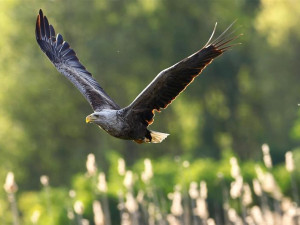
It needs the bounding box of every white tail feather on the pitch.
[150,131,169,143]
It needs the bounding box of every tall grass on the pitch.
[3,145,300,225]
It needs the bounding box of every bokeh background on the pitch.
[1,0,300,224]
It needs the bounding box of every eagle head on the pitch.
[86,113,100,124]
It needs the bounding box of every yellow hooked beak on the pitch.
[86,114,96,123]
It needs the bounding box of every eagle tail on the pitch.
[149,130,169,143]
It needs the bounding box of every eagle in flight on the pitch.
[36,9,239,143]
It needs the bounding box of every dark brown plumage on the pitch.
[36,9,239,143]
[126,35,235,127]
[36,10,120,111]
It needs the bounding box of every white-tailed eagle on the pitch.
[36,9,239,143]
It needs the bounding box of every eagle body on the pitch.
[89,109,165,143]
[36,9,239,143]
[90,110,127,138]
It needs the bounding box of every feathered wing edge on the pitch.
[126,22,241,127]
[36,9,120,111]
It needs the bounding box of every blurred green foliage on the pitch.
[5,150,299,225]
[1,0,300,223]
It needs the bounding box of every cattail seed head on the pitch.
[286,204,297,217]
[3,172,18,193]
[121,212,131,225]
[117,191,125,211]
[136,190,144,203]
[97,172,107,193]
[242,183,252,206]
[257,170,282,199]
[261,172,275,193]
[285,151,294,172]
[167,192,174,200]
[170,190,183,216]
[255,165,264,182]
[82,219,90,225]
[282,211,294,225]
[263,210,274,225]
[67,209,74,220]
[263,155,273,169]
[148,202,156,224]
[40,175,49,187]
[31,210,40,224]
[69,189,76,198]
[118,158,126,176]
[230,157,240,178]
[93,200,105,225]
[141,158,153,183]
[144,158,153,175]
[261,143,270,155]
[245,216,255,225]
[86,153,97,176]
[74,200,84,215]
[230,176,243,199]
[262,143,272,169]
[228,208,243,224]
[272,185,283,200]
[189,181,199,199]
[281,197,292,212]
[125,192,138,213]
[207,218,216,225]
[182,160,190,168]
[200,181,207,199]
[195,197,209,219]
[252,179,262,196]
[123,170,134,189]
[167,214,181,225]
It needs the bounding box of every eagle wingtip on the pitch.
[208,21,242,52]
[38,9,43,20]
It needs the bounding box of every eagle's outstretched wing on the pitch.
[36,9,120,111]
[126,23,240,126]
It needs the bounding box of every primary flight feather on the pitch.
[36,9,239,143]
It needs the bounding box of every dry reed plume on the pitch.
[3,146,300,225]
